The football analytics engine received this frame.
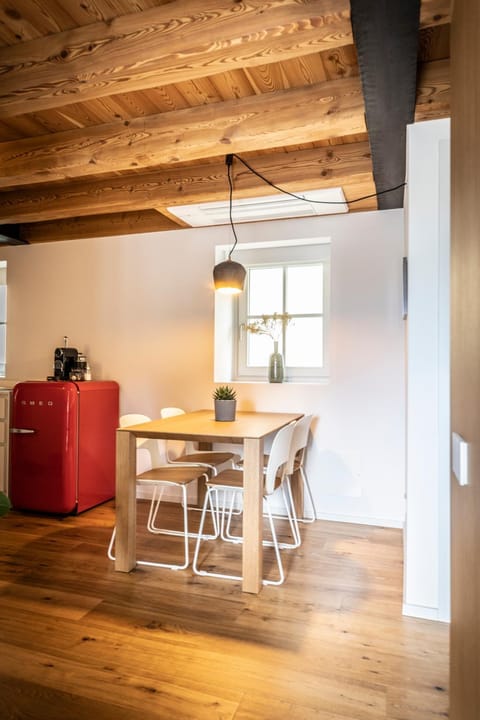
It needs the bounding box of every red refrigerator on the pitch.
[10,380,119,514]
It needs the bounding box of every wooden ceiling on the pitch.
[0,0,450,244]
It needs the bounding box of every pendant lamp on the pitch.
[213,155,246,294]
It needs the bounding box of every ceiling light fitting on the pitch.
[211,152,407,294]
[213,155,246,295]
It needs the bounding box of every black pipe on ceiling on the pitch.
[350,0,420,209]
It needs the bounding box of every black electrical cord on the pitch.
[231,152,406,205]
[226,154,239,259]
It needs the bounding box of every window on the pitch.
[214,240,330,383]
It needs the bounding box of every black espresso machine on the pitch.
[48,336,88,381]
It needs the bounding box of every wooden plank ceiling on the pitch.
[0,0,450,243]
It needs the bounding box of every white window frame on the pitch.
[214,238,330,383]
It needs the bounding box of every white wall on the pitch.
[0,208,406,528]
[404,118,451,621]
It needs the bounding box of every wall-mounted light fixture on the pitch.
[213,155,246,294]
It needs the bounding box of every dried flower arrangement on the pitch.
[243,312,292,344]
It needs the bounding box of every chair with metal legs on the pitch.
[235,414,316,526]
[107,414,215,570]
[160,407,241,475]
[192,421,297,586]
[286,414,316,524]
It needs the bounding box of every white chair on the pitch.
[160,406,241,474]
[192,421,297,586]
[107,414,214,570]
[285,414,316,524]
[236,414,316,525]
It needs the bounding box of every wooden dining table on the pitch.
[114,409,303,593]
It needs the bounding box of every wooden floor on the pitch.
[0,500,449,719]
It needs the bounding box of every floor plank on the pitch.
[0,501,449,719]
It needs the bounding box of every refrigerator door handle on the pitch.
[11,428,36,434]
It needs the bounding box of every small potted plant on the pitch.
[213,385,237,422]
[0,491,11,518]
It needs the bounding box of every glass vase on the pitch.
[268,341,284,383]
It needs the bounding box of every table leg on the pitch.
[115,430,137,572]
[242,437,264,593]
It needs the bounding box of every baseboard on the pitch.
[134,493,405,529]
[315,511,404,529]
[402,603,450,623]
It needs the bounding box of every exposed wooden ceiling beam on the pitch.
[0,0,353,118]
[0,143,373,223]
[0,0,449,120]
[0,55,447,193]
[0,1,451,241]
[19,175,379,244]
[419,0,451,27]
[415,58,450,120]
[0,76,367,188]
[19,211,181,244]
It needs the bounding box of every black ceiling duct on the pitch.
[350,0,420,209]
[0,225,29,245]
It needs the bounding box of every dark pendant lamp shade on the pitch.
[213,154,246,294]
[213,258,246,294]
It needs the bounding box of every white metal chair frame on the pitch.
[221,418,301,549]
[160,407,241,476]
[107,414,216,571]
[235,414,316,528]
[192,422,297,586]
[222,472,300,550]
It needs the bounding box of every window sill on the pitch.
[231,378,330,386]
